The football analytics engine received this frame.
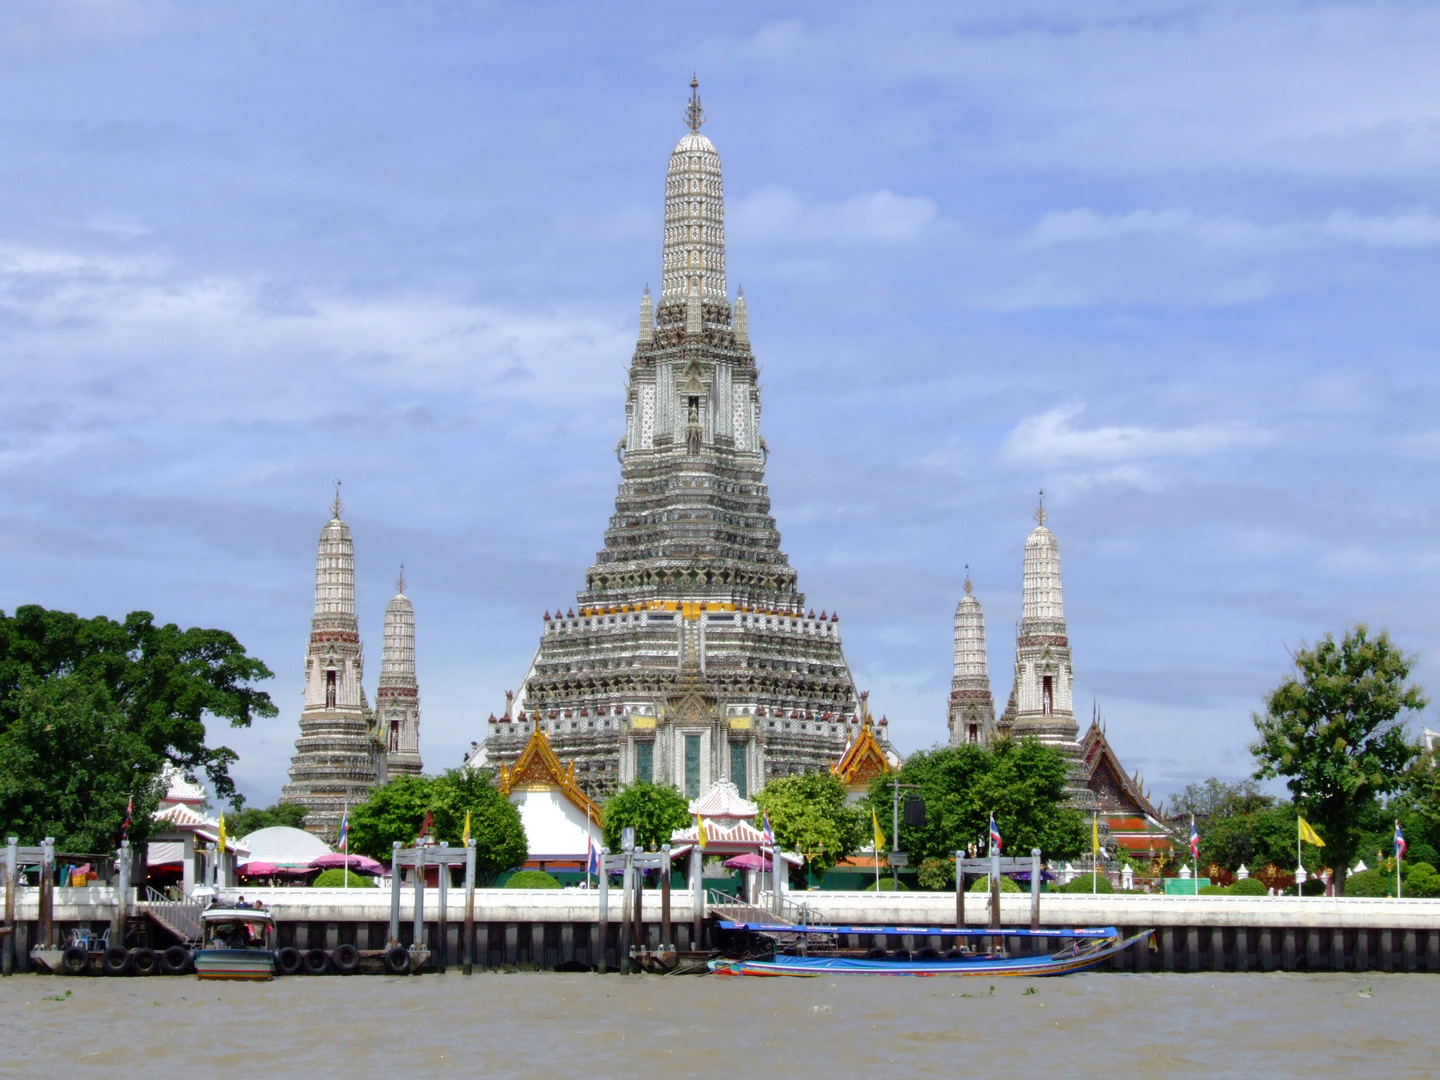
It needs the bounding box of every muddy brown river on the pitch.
[2,971,1435,1078]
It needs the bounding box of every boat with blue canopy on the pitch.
[707,920,1152,977]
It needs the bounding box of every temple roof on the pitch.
[832,712,894,789]
[498,725,602,826]
[689,780,757,821]
[1080,719,1165,824]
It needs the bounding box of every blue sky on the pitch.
[4,1,1440,808]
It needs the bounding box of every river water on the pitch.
[2,972,1434,1079]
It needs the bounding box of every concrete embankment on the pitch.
[5,887,1440,973]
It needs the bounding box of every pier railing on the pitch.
[140,888,203,944]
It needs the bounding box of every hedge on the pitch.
[865,877,910,891]
[1226,877,1268,896]
[968,875,1023,893]
[505,870,562,889]
[1058,873,1113,894]
[311,868,376,888]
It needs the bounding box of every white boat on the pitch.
[193,908,276,981]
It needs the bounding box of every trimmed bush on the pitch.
[1343,869,1390,897]
[968,874,1023,893]
[865,877,910,891]
[1226,877,1268,896]
[1058,873,1113,894]
[504,869,562,889]
[311,868,376,888]
[1197,884,1226,895]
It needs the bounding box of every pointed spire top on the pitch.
[685,74,705,132]
[331,479,344,519]
[396,564,406,596]
[1034,488,1047,527]
[643,283,650,296]
[964,564,973,596]
[737,285,744,299]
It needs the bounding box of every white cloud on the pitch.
[731,185,940,247]
[1001,404,1274,476]
[1026,206,1440,252]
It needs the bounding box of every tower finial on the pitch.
[964,564,973,596]
[685,74,705,132]
[331,479,344,519]
[396,564,406,595]
[1034,488,1047,526]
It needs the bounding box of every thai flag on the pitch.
[587,836,600,877]
[989,814,1002,854]
[1189,816,1200,860]
[1395,821,1407,860]
[762,812,774,846]
[122,795,133,842]
[337,809,349,852]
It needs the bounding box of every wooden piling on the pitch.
[598,852,610,974]
[389,841,402,947]
[2,836,16,977]
[689,845,703,950]
[954,851,964,928]
[37,839,54,950]
[463,840,476,975]
[1029,848,1041,932]
[436,843,450,974]
[660,845,672,949]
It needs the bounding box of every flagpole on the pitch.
[344,802,349,889]
[1396,820,1403,900]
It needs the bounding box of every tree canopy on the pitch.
[754,772,862,875]
[1251,624,1426,894]
[601,781,690,852]
[0,605,275,849]
[866,739,1086,866]
[226,801,309,837]
[346,768,527,884]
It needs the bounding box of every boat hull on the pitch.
[709,930,1153,978]
[194,948,275,981]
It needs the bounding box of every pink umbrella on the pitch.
[723,853,773,871]
[310,853,384,874]
[237,861,281,876]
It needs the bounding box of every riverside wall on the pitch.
[5,887,1440,973]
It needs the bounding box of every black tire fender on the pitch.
[160,945,191,975]
[332,943,360,974]
[275,946,303,976]
[383,945,410,975]
[62,945,89,976]
[131,947,159,976]
[864,947,887,960]
[303,947,330,975]
[102,945,132,976]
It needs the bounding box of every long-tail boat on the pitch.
[707,920,1152,977]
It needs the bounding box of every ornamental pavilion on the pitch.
[1079,717,1176,871]
[499,725,604,872]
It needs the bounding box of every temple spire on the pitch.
[661,83,726,305]
[949,568,995,746]
[685,74,705,132]
[380,571,422,777]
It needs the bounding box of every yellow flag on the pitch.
[462,810,472,846]
[1092,814,1100,856]
[872,808,885,852]
[217,812,227,855]
[1298,816,1325,847]
[697,815,709,851]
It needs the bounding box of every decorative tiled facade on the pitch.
[379,572,422,778]
[471,82,887,797]
[280,494,388,837]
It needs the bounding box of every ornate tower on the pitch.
[1000,494,1078,748]
[379,570,423,778]
[281,492,385,836]
[472,80,881,797]
[948,571,996,746]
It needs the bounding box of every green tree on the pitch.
[346,769,527,884]
[0,605,276,802]
[0,675,166,850]
[867,739,1086,867]
[601,781,690,851]
[1251,625,1427,895]
[1170,777,1272,822]
[754,772,861,876]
